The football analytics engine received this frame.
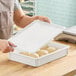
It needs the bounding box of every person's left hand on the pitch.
[33,16,51,23]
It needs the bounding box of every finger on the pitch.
[43,18,50,23]
[8,41,17,47]
[3,46,14,53]
[8,46,14,52]
[39,16,51,23]
[42,17,51,23]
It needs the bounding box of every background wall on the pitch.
[35,0,76,27]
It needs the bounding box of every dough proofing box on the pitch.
[8,20,69,67]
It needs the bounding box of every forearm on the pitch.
[14,9,38,28]
[15,15,37,28]
[14,9,50,28]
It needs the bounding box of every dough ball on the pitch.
[29,53,39,58]
[47,46,56,53]
[20,52,39,58]
[40,45,48,50]
[36,50,48,56]
[20,52,30,56]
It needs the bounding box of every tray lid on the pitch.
[9,20,65,53]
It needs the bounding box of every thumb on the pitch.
[8,41,17,47]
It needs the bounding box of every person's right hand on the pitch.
[0,39,16,53]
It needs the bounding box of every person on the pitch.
[0,0,51,53]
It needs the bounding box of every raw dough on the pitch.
[41,45,48,50]
[20,52,39,58]
[20,46,57,58]
[47,46,56,53]
[36,50,48,56]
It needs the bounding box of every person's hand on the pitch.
[0,39,16,53]
[33,16,51,23]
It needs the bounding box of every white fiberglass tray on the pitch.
[9,42,69,67]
